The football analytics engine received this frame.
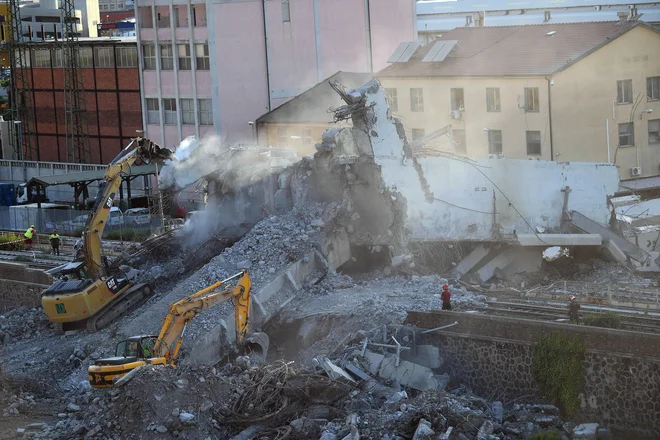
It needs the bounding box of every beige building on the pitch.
[377,21,660,182]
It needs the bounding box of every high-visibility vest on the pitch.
[50,234,60,240]
[24,228,34,239]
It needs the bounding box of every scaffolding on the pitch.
[61,0,91,163]
[4,0,38,161]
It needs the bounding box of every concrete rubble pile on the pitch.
[6,328,608,440]
[0,307,50,345]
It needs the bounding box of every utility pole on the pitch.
[5,0,38,161]
[61,0,91,163]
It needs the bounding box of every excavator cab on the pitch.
[114,335,158,359]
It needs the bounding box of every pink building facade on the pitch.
[136,0,416,149]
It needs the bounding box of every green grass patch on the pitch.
[532,332,585,417]
[529,431,561,440]
[0,233,24,251]
[583,311,621,329]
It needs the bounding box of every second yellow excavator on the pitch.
[88,270,269,388]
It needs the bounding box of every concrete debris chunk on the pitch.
[178,412,195,424]
[490,401,504,423]
[66,403,81,412]
[476,420,494,439]
[412,419,435,440]
[314,356,356,384]
[573,423,599,440]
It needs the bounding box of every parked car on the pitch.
[62,215,89,233]
[106,207,125,229]
[124,208,151,227]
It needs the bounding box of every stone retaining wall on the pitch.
[0,262,51,310]
[406,311,660,437]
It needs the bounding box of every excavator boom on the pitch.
[88,270,267,389]
[154,271,252,364]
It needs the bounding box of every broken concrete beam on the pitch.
[361,350,385,374]
[378,355,448,391]
[112,365,143,387]
[517,234,602,246]
[315,356,356,384]
[344,363,370,381]
[452,245,489,279]
[400,345,442,369]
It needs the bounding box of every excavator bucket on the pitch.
[242,332,269,361]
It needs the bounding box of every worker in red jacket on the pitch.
[441,284,452,311]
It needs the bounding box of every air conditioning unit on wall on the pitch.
[450,110,462,119]
[631,166,642,176]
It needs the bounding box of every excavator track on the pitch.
[86,284,153,333]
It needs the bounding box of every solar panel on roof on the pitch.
[422,40,458,62]
[387,42,421,63]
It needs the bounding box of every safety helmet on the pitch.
[30,225,35,228]
[53,229,57,233]
[443,284,449,290]
[569,295,575,301]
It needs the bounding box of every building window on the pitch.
[526,131,542,155]
[619,122,634,146]
[278,127,287,147]
[156,7,170,28]
[180,98,194,124]
[410,88,424,112]
[118,3,124,8]
[77,47,93,68]
[139,6,153,28]
[282,0,290,22]
[453,129,466,154]
[486,88,500,112]
[94,47,114,68]
[163,98,177,125]
[116,46,137,68]
[617,79,633,104]
[488,130,502,154]
[198,99,212,125]
[648,77,660,101]
[649,119,660,145]
[146,98,159,124]
[303,128,313,145]
[524,87,539,112]
[175,5,188,27]
[411,129,425,141]
[450,88,464,111]
[385,88,398,112]
[195,43,209,70]
[32,49,50,67]
[110,4,115,9]
[160,44,174,70]
[192,4,207,26]
[142,44,156,70]
[177,44,191,70]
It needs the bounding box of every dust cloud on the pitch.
[158,134,300,247]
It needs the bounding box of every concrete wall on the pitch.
[407,311,660,437]
[551,25,660,181]
[0,263,52,311]
[363,83,620,241]
[377,76,552,160]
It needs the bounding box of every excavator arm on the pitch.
[83,137,174,279]
[153,270,253,365]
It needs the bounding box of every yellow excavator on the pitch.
[41,137,175,334]
[88,270,268,388]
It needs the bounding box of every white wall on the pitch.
[363,82,620,241]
